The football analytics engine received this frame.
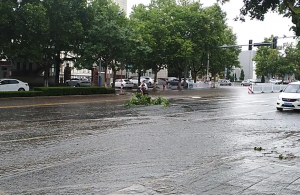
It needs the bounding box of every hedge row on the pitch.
[34,87,115,96]
[0,91,43,98]
[0,87,115,98]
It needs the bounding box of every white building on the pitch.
[115,0,127,12]
[234,50,256,81]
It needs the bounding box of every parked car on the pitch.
[218,79,232,86]
[269,79,282,84]
[166,77,177,84]
[129,77,147,86]
[241,79,253,86]
[111,79,134,88]
[276,82,300,111]
[0,79,29,91]
[141,77,155,87]
[65,78,91,87]
[167,79,184,87]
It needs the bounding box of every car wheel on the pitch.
[277,107,283,111]
[66,82,69,86]
[76,83,80,87]
[18,88,25,91]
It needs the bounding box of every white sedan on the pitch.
[0,79,30,91]
[112,79,134,88]
[276,82,300,111]
[269,79,282,84]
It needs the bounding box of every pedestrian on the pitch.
[139,80,148,95]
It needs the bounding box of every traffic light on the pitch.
[272,37,278,49]
[248,40,253,50]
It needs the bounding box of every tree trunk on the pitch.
[178,72,182,90]
[104,65,108,88]
[112,68,117,88]
[55,51,61,85]
[193,71,197,83]
[44,65,49,87]
[153,71,158,91]
[138,70,141,86]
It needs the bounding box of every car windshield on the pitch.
[283,84,300,93]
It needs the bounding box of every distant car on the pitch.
[167,79,184,87]
[269,79,282,84]
[0,79,29,91]
[65,78,91,87]
[241,80,252,86]
[111,79,134,88]
[141,77,155,87]
[276,82,300,111]
[129,77,147,86]
[218,79,232,86]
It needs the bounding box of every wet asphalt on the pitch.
[0,86,299,195]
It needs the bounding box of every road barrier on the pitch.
[188,82,210,89]
[249,83,287,93]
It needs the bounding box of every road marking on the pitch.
[0,98,129,109]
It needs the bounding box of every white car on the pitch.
[141,77,154,87]
[269,79,282,84]
[129,77,144,86]
[112,79,134,88]
[0,79,29,91]
[276,82,300,111]
[65,78,91,87]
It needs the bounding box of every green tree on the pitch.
[254,36,295,81]
[129,0,173,90]
[206,9,241,84]
[0,0,92,86]
[240,69,245,81]
[76,0,129,88]
[219,0,300,35]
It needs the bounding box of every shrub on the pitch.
[125,93,170,107]
[34,87,115,96]
[0,91,43,98]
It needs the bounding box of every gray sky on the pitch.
[127,0,295,50]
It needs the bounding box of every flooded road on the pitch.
[0,87,299,195]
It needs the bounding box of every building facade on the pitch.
[234,50,257,81]
[114,0,127,12]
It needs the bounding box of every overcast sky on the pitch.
[127,0,296,51]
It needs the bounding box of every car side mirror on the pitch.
[279,90,283,92]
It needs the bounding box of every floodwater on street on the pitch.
[0,86,300,195]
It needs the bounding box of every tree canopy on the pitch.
[1,0,241,87]
[219,0,300,35]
